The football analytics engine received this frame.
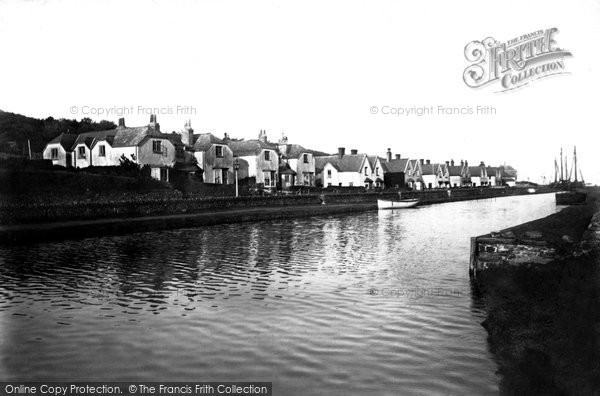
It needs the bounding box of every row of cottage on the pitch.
[43,115,517,190]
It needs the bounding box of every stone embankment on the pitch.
[473,188,600,394]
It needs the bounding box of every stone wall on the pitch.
[1,186,544,226]
[472,235,557,276]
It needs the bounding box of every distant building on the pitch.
[43,115,178,182]
[193,132,233,184]
[277,135,317,187]
[316,148,374,188]
[227,130,279,189]
[486,166,501,186]
[469,162,489,187]
[380,149,409,189]
[370,156,385,188]
[499,165,518,186]
[446,159,469,188]
[43,133,78,167]
[421,160,445,189]
[406,159,424,190]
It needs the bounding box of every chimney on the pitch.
[465,160,469,166]
[451,159,455,166]
[278,134,289,156]
[480,161,485,167]
[180,120,193,146]
[223,133,230,143]
[426,159,430,165]
[338,147,345,159]
[419,159,424,165]
[395,154,401,160]
[118,118,126,128]
[445,161,450,166]
[350,149,358,155]
[386,148,392,162]
[148,114,160,132]
[460,160,464,166]
[258,129,267,143]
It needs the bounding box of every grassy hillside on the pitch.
[0,110,116,154]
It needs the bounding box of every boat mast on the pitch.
[560,147,564,181]
[573,146,578,182]
[554,158,558,183]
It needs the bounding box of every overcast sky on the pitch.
[1,0,598,184]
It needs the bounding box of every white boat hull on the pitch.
[377,198,419,210]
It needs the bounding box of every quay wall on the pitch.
[0,187,547,226]
[472,188,600,394]
[470,189,598,278]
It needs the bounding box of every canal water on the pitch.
[0,193,559,394]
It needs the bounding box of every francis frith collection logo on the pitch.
[463,28,572,92]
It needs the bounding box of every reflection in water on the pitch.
[0,194,559,394]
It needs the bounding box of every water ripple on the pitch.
[0,194,559,393]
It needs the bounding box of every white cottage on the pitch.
[316,148,374,188]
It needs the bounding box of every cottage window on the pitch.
[284,175,290,182]
[376,167,379,176]
[51,148,58,159]
[214,172,221,184]
[78,146,86,159]
[222,169,228,184]
[99,145,106,157]
[303,173,310,185]
[215,146,223,158]
[364,167,368,175]
[327,170,331,178]
[263,170,271,186]
[303,154,308,163]
[264,151,270,161]
[160,168,168,181]
[152,140,162,154]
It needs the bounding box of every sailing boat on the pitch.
[554,146,587,204]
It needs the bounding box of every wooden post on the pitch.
[469,237,478,278]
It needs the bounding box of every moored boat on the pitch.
[377,198,419,210]
[555,191,587,205]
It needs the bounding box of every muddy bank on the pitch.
[475,190,600,394]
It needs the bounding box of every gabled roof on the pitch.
[367,155,379,169]
[315,154,367,173]
[193,133,225,151]
[380,158,409,173]
[499,165,518,178]
[228,139,278,156]
[47,133,78,151]
[280,143,310,158]
[469,166,484,176]
[421,163,439,176]
[112,126,157,147]
[408,159,420,169]
[72,130,117,150]
[447,165,463,177]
